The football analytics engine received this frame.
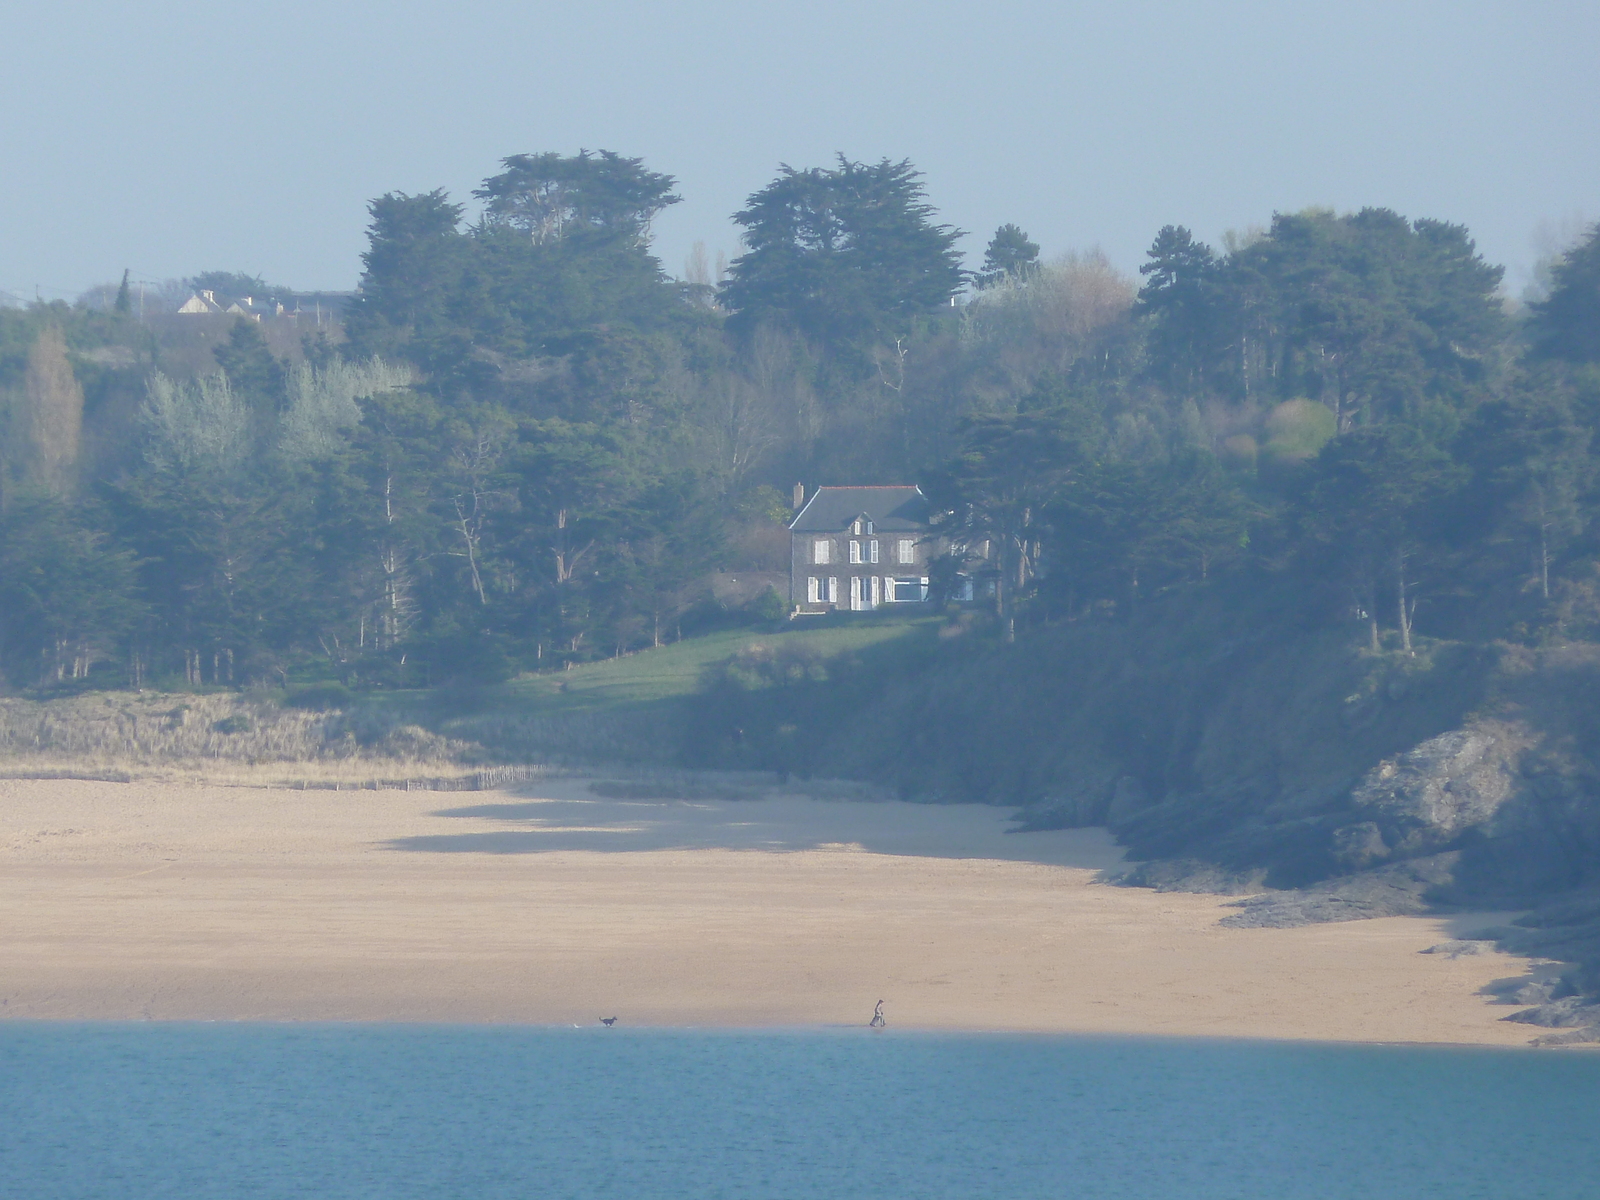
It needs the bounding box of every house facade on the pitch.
[789,485,936,613]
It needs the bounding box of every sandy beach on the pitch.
[0,776,1544,1044]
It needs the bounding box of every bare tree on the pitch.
[961,250,1136,390]
[280,356,413,460]
[8,327,84,498]
[443,424,509,604]
[684,241,713,287]
[141,371,250,471]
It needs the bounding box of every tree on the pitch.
[0,497,143,683]
[721,156,964,358]
[186,271,271,301]
[1052,452,1252,610]
[474,150,680,248]
[6,326,84,499]
[213,319,286,417]
[975,224,1039,288]
[343,190,469,363]
[1136,226,1223,395]
[1298,426,1465,652]
[1457,381,1593,600]
[114,270,132,315]
[1211,209,1506,427]
[929,406,1097,640]
[1529,222,1600,363]
[961,252,1138,392]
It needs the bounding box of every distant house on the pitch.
[176,290,224,314]
[175,289,349,325]
[176,289,265,320]
[789,485,937,613]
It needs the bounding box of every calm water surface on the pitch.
[2,1024,1596,1199]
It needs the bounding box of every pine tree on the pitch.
[975,224,1040,287]
[1530,222,1600,363]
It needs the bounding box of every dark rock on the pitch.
[1529,1027,1600,1047]
[1331,821,1390,870]
[1420,939,1491,958]
[1512,891,1600,929]
[1117,857,1267,895]
[1217,855,1460,928]
[1503,996,1600,1028]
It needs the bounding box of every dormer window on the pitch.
[852,519,863,536]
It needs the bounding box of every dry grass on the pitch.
[0,690,881,800]
[0,691,494,788]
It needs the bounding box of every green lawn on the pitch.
[498,614,939,715]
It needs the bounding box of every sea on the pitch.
[2,1024,1597,1199]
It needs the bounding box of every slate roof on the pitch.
[789,486,931,533]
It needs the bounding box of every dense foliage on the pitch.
[1,148,1597,696]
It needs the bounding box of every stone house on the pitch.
[788,485,936,613]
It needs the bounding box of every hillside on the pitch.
[0,614,933,783]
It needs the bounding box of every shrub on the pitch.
[285,682,353,711]
[750,586,787,623]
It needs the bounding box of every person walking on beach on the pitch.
[870,1000,885,1028]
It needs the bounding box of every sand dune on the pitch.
[0,777,1544,1043]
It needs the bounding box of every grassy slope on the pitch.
[495,615,937,715]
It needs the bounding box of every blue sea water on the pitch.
[2,1024,1597,1200]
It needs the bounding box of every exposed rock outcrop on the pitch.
[1344,728,1522,860]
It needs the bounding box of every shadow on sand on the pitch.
[384,790,1126,871]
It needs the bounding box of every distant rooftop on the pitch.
[789,486,930,533]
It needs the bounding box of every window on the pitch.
[898,539,915,564]
[869,540,879,563]
[827,577,838,603]
[807,576,820,603]
[893,577,929,602]
[870,576,881,607]
[849,540,862,564]
[849,576,862,610]
[813,539,830,564]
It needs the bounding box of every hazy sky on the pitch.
[4,0,1596,302]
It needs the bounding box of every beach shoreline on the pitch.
[0,777,1547,1046]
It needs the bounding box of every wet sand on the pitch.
[0,777,1541,1043]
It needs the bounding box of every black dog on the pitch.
[600,1016,618,1027]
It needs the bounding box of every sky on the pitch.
[2,0,1596,304]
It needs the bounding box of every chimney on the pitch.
[792,482,804,509]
